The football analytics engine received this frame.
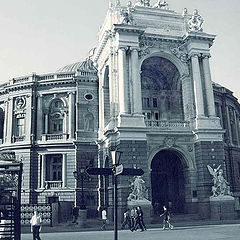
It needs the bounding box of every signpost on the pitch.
[86,165,144,240]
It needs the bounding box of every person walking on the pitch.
[101,208,108,230]
[72,206,79,224]
[137,206,146,231]
[132,207,145,232]
[30,211,43,240]
[160,205,173,230]
[121,209,131,230]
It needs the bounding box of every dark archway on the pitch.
[151,150,185,214]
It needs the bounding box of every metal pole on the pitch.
[81,174,84,208]
[114,174,118,240]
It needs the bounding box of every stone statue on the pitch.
[207,164,231,197]
[120,3,134,25]
[153,0,169,10]
[188,9,204,32]
[135,0,151,7]
[127,176,148,201]
[84,113,94,132]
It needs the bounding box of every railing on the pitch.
[45,181,62,189]
[13,136,25,142]
[41,133,69,141]
[145,120,190,129]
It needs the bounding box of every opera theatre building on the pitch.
[1,0,240,222]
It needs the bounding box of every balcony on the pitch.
[41,134,69,141]
[45,181,62,189]
[145,120,190,129]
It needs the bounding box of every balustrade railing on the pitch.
[145,120,190,129]
[41,133,69,141]
[13,136,25,142]
[45,181,62,189]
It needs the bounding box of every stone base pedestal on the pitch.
[210,195,237,220]
[127,199,152,224]
[78,209,87,227]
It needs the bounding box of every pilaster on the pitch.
[202,54,216,117]
[37,94,43,140]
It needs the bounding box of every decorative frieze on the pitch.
[139,37,188,62]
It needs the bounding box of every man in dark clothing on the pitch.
[160,205,173,230]
[121,209,131,230]
[72,206,79,224]
[137,206,146,231]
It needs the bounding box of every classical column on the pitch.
[191,54,205,117]
[131,47,142,114]
[3,101,8,142]
[6,98,13,143]
[37,94,43,140]
[41,155,46,188]
[68,92,75,139]
[44,113,48,134]
[109,50,115,117]
[62,154,67,188]
[202,54,216,117]
[63,112,67,135]
[99,71,105,130]
[25,95,32,140]
[118,47,128,114]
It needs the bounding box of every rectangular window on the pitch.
[154,112,159,120]
[16,118,25,136]
[143,98,150,108]
[153,98,158,108]
[46,155,62,181]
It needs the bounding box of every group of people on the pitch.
[121,206,146,232]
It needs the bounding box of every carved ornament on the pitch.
[120,2,135,25]
[135,0,151,7]
[139,37,188,62]
[15,96,26,109]
[163,136,176,148]
[188,9,204,33]
[153,0,169,10]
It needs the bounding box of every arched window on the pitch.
[0,108,4,142]
[49,99,65,134]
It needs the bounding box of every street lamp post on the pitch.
[73,167,86,209]
[110,149,122,240]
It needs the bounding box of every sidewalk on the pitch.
[21,217,240,234]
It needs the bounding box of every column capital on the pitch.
[129,47,140,52]
[118,46,128,52]
[190,53,201,59]
[202,53,211,59]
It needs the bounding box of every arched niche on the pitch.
[141,56,184,121]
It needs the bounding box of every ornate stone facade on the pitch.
[0,1,240,221]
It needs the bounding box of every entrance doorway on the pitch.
[151,150,185,214]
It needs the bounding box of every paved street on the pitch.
[22,224,240,240]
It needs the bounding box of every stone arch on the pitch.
[148,145,195,171]
[148,146,196,214]
[139,51,189,78]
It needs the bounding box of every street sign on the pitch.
[115,164,123,176]
[86,167,112,176]
[86,167,144,176]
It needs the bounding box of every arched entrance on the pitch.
[151,150,185,214]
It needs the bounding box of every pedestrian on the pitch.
[72,205,79,224]
[137,206,146,231]
[130,207,136,231]
[160,205,173,230]
[132,207,145,232]
[101,208,108,230]
[121,209,131,230]
[30,210,43,240]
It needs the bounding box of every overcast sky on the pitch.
[0,0,240,100]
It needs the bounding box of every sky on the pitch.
[0,0,240,100]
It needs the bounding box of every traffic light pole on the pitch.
[114,173,118,240]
